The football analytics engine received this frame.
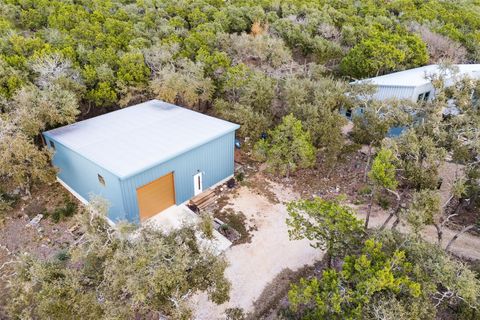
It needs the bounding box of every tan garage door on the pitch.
[136,172,175,221]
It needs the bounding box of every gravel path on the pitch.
[358,204,480,260]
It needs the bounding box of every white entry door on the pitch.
[193,172,203,196]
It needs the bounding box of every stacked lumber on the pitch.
[189,189,216,210]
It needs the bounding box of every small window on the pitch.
[98,174,106,186]
[424,91,430,101]
[345,108,352,118]
[417,93,425,102]
[49,140,56,150]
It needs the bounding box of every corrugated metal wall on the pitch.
[120,131,236,223]
[374,85,416,101]
[44,136,127,221]
[413,83,435,101]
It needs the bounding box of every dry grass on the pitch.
[248,259,326,319]
[214,208,255,245]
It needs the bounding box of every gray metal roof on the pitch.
[44,100,239,179]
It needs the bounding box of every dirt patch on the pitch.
[210,168,277,245]
[268,149,368,203]
[210,183,256,245]
[436,162,480,236]
[214,208,256,245]
[448,205,480,236]
[215,193,233,211]
[0,182,81,318]
[241,172,279,204]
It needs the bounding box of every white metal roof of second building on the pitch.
[44,100,239,179]
[353,64,480,87]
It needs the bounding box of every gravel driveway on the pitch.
[192,180,323,319]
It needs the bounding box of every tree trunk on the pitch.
[434,223,443,245]
[365,187,375,229]
[445,225,476,252]
[380,212,395,231]
[327,243,333,268]
[380,189,401,231]
[85,101,92,115]
[326,161,336,179]
[391,213,401,230]
[363,143,373,183]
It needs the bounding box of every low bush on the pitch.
[235,172,245,182]
[358,185,372,196]
[199,212,214,239]
[47,199,77,223]
[376,195,390,210]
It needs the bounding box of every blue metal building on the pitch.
[350,64,480,103]
[342,64,480,136]
[43,100,239,223]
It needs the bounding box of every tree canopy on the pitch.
[288,239,424,320]
[254,114,316,177]
[287,197,364,265]
[1,0,480,196]
[6,200,230,319]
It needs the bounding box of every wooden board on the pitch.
[189,189,216,210]
[136,172,175,221]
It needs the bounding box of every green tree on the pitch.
[7,199,230,319]
[351,98,412,181]
[214,99,270,140]
[406,189,441,236]
[254,114,316,177]
[368,148,398,190]
[366,148,399,229]
[150,59,214,110]
[219,65,275,117]
[286,197,364,266]
[287,229,480,320]
[9,85,79,137]
[341,31,428,78]
[376,232,480,317]
[85,81,118,107]
[272,18,342,64]
[0,58,26,98]
[0,127,56,194]
[288,239,423,320]
[388,130,446,190]
[405,187,477,253]
[116,52,150,86]
[0,83,79,194]
[282,75,351,171]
